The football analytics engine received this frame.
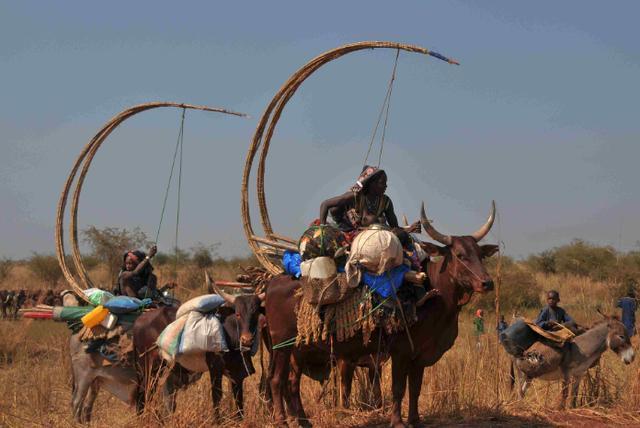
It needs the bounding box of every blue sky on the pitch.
[1,1,639,260]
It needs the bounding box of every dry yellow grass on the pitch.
[1,267,639,427]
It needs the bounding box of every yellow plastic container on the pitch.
[81,305,109,328]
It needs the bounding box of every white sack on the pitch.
[157,315,188,363]
[346,227,403,281]
[300,256,337,279]
[178,311,228,355]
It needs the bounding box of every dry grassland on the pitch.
[1,265,639,427]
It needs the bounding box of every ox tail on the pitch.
[258,326,273,406]
[509,359,516,390]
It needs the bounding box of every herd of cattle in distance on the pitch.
[0,288,63,319]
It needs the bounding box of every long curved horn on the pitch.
[206,271,236,305]
[420,202,452,246]
[471,200,496,242]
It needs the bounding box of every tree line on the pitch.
[1,230,638,313]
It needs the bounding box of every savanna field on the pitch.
[1,241,640,427]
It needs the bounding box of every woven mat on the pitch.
[525,321,575,345]
[295,287,402,346]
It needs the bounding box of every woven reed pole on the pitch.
[493,211,503,406]
[241,41,459,272]
[56,102,246,299]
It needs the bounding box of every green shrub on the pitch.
[554,239,617,280]
[526,250,556,274]
[154,252,171,266]
[191,243,220,269]
[526,239,638,284]
[476,257,541,313]
[83,225,150,284]
[28,253,63,288]
[0,258,13,282]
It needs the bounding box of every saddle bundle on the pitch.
[295,286,405,346]
[501,318,576,378]
[500,318,575,357]
[292,225,426,346]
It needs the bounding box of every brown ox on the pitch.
[133,276,264,422]
[264,201,498,427]
[260,327,387,410]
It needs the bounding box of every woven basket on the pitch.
[301,273,354,306]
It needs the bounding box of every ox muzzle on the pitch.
[481,280,494,292]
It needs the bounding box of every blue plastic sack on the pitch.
[176,294,225,318]
[500,319,538,357]
[104,296,151,314]
[362,264,410,298]
[282,250,302,278]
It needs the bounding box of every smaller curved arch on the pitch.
[57,102,247,300]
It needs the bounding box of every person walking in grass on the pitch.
[473,309,485,348]
[617,288,637,337]
[496,314,509,342]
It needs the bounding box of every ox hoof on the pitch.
[407,418,421,428]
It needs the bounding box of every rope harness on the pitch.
[362,49,400,168]
[155,108,187,279]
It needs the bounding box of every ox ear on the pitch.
[216,305,235,319]
[480,244,499,259]
[419,241,445,257]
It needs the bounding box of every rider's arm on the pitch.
[319,192,353,224]
[384,197,399,228]
[534,308,548,327]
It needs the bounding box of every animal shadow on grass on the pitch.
[352,408,553,428]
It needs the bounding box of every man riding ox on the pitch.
[263,200,498,428]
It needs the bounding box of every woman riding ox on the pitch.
[319,166,419,241]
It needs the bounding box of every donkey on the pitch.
[69,277,264,423]
[512,314,634,409]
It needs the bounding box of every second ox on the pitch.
[263,201,499,427]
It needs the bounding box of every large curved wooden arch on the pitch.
[56,102,247,301]
[241,41,459,274]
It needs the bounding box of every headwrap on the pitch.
[124,250,145,265]
[350,165,386,193]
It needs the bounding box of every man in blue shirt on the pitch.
[617,289,637,337]
[535,290,574,330]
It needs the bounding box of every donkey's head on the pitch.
[599,311,635,364]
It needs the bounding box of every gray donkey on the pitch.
[512,314,634,409]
